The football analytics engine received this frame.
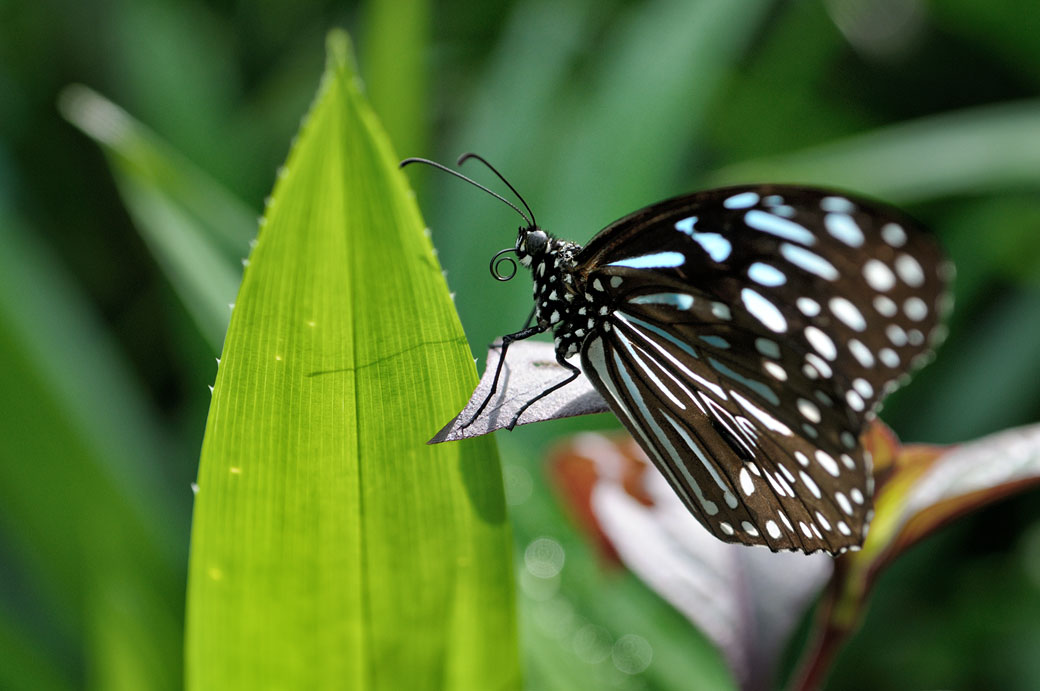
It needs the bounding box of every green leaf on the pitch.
[185,31,519,689]
[361,0,431,160]
[0,208,184,689]
[59,84,255,351]
[712,100,1040,202]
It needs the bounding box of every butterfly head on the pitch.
[515,226,549,267]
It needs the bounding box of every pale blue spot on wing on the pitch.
[824,213,864,247]
[741,287,788,333]
[723,191,760,209]
[628,292,694,310]
[608,251,685,269]
[708,357,780,406]
[676,216,731,262]
[616,313,700,361]
[820,196,855,214]
[780,243,839,281]
[745,209,816,245]
[754,337,781,359]
[675,216,697,234]
[699,335,730,349]
[691,232,731,262]
[748,262,787,286]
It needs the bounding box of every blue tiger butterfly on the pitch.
[403,154,953,554]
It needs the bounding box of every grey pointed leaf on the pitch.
[429,340,608,443]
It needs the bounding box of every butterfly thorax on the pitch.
[522,236,608,359]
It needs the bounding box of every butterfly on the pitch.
[402,154,953,554]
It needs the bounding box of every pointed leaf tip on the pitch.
[187,29,518,689]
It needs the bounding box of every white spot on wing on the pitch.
[711,302,732,320]
[846,389,865,411]
[805,352,833,378]
[848,339,875,368]
[780,243,839,281]
[824,213,864,247]
[766,520,782,539]
[745,210,816,245]
[798,398,821,423]
[797,297,821,317]
[741,288,787,333]
[873,295,897,317]
[676,217,732,262]
[748,262,786,286]
[804,326,837,360]
[886,324,908,347]
[731,390,793,435]
[863,259,896,292]
[879,348,900,368]
[904,296,928,321]
[881,222,907,247]
[820,196,855,213]
[895,254,925,287]
[739,467,755,496]
[800,470,821,498]
[829,297,867,331]
[763,361,787,381]
[608,252,685,269]
[815,450,840,477]
[724,191,760,209]
[628,293,693,310]
[853,378,873,398]
[836,491,853,516]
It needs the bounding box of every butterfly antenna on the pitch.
[456,153,537,229]
[400,157,533,227]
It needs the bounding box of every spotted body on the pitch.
[509,184,951,554]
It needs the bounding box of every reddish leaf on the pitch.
[792,421,1040,691]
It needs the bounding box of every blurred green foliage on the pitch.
[2,0,1040,689]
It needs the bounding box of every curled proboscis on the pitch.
[490,247,518,281]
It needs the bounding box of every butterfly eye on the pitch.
[523,229,548,256]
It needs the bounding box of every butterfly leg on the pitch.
[505,353,581,430]
[461,322,547,428]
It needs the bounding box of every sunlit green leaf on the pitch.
[185,31,519,689]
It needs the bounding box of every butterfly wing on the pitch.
[576,185,952,552]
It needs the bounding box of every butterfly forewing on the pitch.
[576,185,951,552]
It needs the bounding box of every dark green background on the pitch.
[3,0,1040,688]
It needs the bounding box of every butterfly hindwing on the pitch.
[576,185,951,552]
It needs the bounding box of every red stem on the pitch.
[787,563,859,691]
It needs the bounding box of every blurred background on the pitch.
[3,0,1040,688]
